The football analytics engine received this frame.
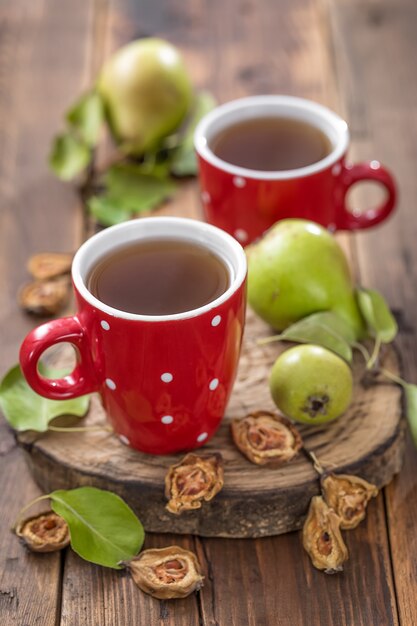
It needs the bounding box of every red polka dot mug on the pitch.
[19,217,247,454]
[195,95,397,245]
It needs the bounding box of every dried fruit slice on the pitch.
[321,473,378,530]
[19,277,70,315]
[302,495,348,574]
[231,410,302,466]
[127,546,204,599]
[15,511,70,552]
[27,253,73,280]
[165,453,224,515]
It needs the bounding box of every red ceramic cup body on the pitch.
[195,96,397,245]
[19,217,247,455]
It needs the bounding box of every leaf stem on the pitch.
[303,447,325,476]
[13,494,52,530]
[48,425,113,433]
[352,341,371,364]
[367,336,382,370]
[379,368,407,388]
[257,334,283,346]
[78,149,97,236]
[142,150,157,172]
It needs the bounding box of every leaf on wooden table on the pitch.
[0,364,90,432]
[50,487,145,568]
[49,132,91,180]
[170,91,217,176]
[66,90,105,147]
[356,287,398,343]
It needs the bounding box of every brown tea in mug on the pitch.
[210,117,332,171]
[87,239,230,315]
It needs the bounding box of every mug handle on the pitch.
[19,316,99,400]
[335,161,397,230]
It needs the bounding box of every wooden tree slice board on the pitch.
[17,309,405,538]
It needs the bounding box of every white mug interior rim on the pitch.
[72,216,247,322]
[194,95,350,180]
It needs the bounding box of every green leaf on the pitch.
[88,195,132,227]
[356,287,398,343]
[0,365,90,432]
[49,132,91,180]
[50,487,144,569]
[105,163,176,212]
[405,384,417,449]
[278,312,356,362]
[66,90,104,147]
[170,91,217,176]
[88,163,177,226]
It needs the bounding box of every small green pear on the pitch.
[97,38,193,154]
[247,219,365,339]
[270,344,353,425]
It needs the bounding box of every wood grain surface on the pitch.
[0,1,89,624]
[0,0,416,624]
[328,1,417,624]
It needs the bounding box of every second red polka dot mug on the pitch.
[195,95,397,245]
[19,217,247,454]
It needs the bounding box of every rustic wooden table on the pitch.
[1,0,416,624]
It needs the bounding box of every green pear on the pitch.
[97,38,193,154]
[247,219,365,339]
[270,344,353,425]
